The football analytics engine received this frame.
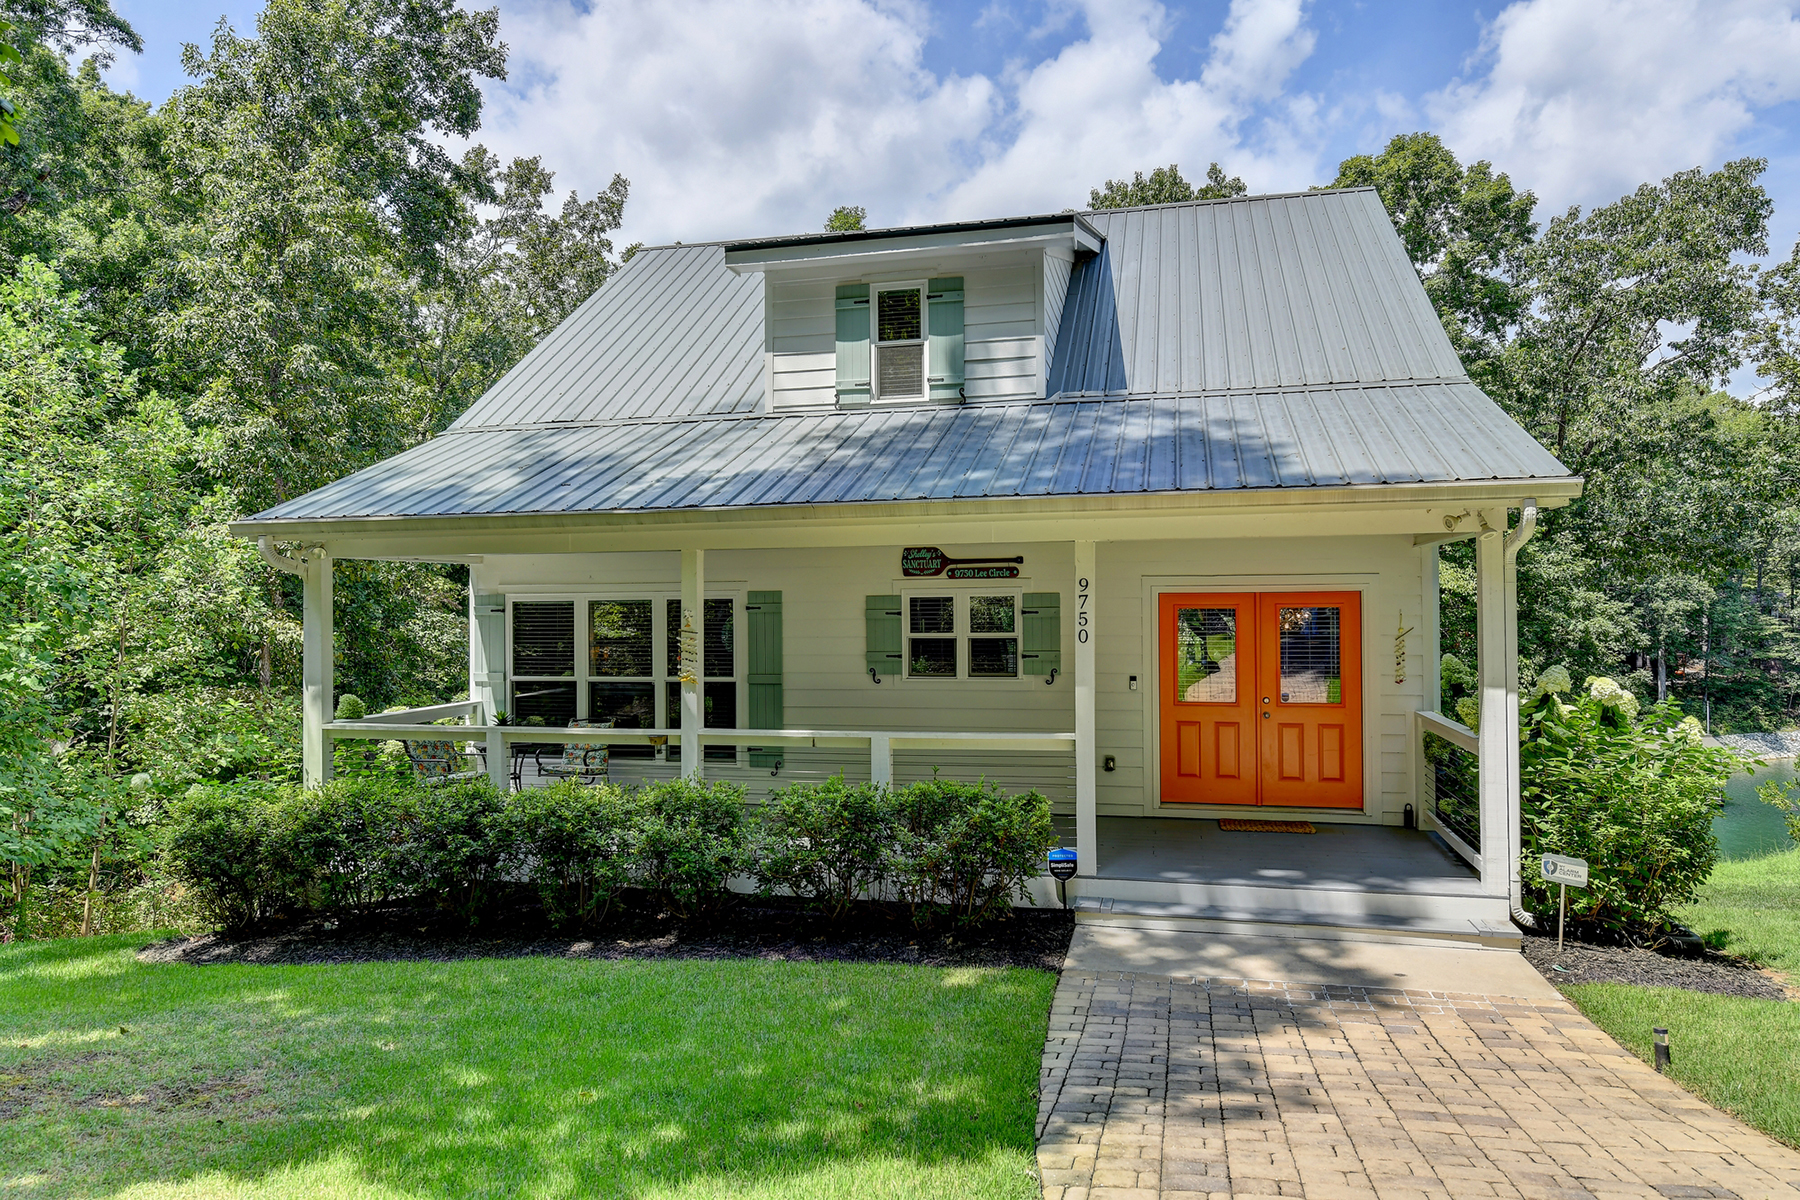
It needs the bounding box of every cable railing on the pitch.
[1415,709,1479,867]
[324,703,1078,803]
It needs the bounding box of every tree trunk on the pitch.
[81,817,106,937]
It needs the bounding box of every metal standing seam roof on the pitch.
[246,386,1571,522]
[248,188,1574,526]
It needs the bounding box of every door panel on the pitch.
[1159,593,1256,804]
[1254,592,1362,808]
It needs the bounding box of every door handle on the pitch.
[1262,712,1270,719]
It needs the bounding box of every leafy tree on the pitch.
[1089,162,1245,209]
[824,204,865,232]
[0,21,22,147]
[1329,132,1536,362]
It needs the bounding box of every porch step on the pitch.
[1062,874,1508,922]
[1070,897,1523,951]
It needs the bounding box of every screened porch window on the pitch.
[508,595,740,762]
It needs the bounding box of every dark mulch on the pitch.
[137,895,1075,972]
[1522,931,1792,1001]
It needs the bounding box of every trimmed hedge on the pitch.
[163,773,1055,931]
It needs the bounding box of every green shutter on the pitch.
[865,594,901,677]
[836,284,871,405]
[746,591,783,769]
[473,593,508,716]
[927,276,964,401]
[1021,592,1060,676]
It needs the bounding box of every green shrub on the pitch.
[162,780,303,928]
[506,781,640,927]
[400,780,512,924]
[285,775,418,914]
[755,776,895,919]
[634,778,748,916]
[892,778,1056,926]
[1521,673,1742,931]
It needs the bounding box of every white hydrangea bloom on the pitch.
[1588,676,1625,705]
[1455,697,1480,731]
[1678,715,1704,746]
[1615,691,1640,720]
[1532,665,1572,697]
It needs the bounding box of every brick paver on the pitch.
[1038,970,1800,1200]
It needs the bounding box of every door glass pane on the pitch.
[970,595,1015,633]
[512,602,575,676]
[1278,606,1342,704]
[1174,607,1237,703]
[878,343,923,397]
[969,637,1018,677]
[909,596,954,634]
[877,288,921,341]
[590,600,651,676]
[590,682,653,758]
[909,638,956,676]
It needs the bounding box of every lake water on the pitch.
[1714,757,1799,860]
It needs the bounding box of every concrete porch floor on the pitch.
[1058,816,1481,895]
[1052,817,1511,947]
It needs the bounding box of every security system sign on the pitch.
[1541,854,1588,887]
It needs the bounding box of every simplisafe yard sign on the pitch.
[1541,854,1588,887]
[1541,853,1589,952]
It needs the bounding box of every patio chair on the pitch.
[403,738,486,784]
[534,719,612,784]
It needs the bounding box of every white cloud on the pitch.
[1428,0,1800,214]
[478,0,1327,245]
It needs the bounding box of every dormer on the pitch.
[724,214,1103,412]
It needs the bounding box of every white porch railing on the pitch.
[324,703,1077,794]
[1414,709,1480,870]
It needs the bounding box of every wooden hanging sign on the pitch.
[902,547,1024,578]
[946,565,1020,579]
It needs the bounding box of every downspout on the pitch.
[1502,500,1538,930]
[258,536,308,576]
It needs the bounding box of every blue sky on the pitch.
[99,0,1800,268]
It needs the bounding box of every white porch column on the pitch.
[1473,515,1508,892]
[1420,543,1441,713]
[1074,541,1097,877]
[301,549,334,789]
[679,548,705,780]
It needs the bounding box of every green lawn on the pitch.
[1559,846,1800,1152]
[1562,984,1800,1149]
[1673,846,1800,974]
[0,936,1055,1199]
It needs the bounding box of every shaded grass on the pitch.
[1673,846,1800,975]
[0,935,1054,1199]
[1562,983,1800,1150]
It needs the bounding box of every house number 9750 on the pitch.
[1077,577,1090,644]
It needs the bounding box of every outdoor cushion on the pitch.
[545,719,611,776]
[405,739,475,780]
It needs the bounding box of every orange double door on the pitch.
[1159,591,1362,809]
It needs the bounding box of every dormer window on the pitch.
[836,277,963,407]
[876,285,925,399]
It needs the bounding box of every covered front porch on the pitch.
[262,494,1544,945]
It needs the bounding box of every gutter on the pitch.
[1502,499,1539,930]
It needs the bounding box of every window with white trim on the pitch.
[509,596,739,761]
[905,592,1021,679]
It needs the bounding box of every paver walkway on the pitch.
[1038,969,1800,1200]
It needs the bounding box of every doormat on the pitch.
[1218,819,1316,834]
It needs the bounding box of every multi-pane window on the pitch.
[509,596,739,761]
[906,593,1020,679]
[875,284,925,401]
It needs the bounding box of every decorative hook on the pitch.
[1045,668,1059,686]
[868,667,882,685]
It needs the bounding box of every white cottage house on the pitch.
[232,189,1579,947]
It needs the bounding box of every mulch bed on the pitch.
[1522,931,1792,1001]
[137,895,1074,972]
